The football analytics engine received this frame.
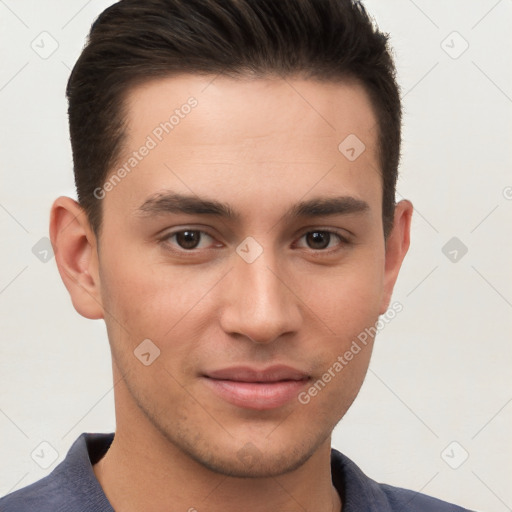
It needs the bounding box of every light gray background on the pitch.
[1,1,511,511]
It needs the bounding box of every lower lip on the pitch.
[203,377,309,410]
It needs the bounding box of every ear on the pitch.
[379,199,413,315]
[49,196,104,319]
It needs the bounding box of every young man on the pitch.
[0,1,476,511]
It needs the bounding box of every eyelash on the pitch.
[159,228,351,255]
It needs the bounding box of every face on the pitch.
[70,75,410,477]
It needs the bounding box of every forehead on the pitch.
[103,74,381,223]
[123,73,378,151]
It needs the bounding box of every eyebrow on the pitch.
[136,191,370,221]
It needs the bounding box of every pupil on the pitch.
[177,230,200,249]
[307,231,329,249]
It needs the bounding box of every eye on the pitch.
[295,230,348,251]
[160,228,349,254]
[163,229,217,251]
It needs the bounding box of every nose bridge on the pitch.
[220,245,300,344]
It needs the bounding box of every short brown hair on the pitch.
[67,0,401,239]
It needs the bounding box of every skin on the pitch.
[50,74,412,512]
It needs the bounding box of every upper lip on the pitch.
[204,365,310,383]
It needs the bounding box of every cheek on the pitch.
[99,227,384,355]
[300,254,384,333]
[98,250,225,360]
[294,252,384,396]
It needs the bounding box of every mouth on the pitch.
[202,365,311,410]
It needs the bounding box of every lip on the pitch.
[202,365,310,410]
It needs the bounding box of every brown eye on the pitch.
[305,231,331,250]
[295,230,348,252]
[175,230,202,249]
[164,229,217,251]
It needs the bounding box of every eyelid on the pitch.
[159,226,352,254]
[293,228,351,250]
[159,227,221,252]
[296,223,353,237]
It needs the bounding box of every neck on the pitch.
[93,378,341,512]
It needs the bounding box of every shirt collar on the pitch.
[64,432,392,512]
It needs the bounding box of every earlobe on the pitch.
[379,199,413,315]
[49,196,104,320]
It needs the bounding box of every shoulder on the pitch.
[378,482,475,512]
[0,432,114,512]
[330,448,477,512]
[0,468,72,512]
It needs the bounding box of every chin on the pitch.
[126,371,337,478]
[184,442,319,478]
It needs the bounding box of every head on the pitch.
[51,0,412,478]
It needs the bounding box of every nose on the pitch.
[219,247,302,344]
